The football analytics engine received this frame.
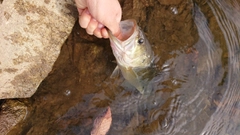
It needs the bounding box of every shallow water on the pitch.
[6,0,240,135]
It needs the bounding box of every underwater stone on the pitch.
[158,0,183,5]
[0,100,27,134]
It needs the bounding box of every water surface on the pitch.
[7,0,240,135]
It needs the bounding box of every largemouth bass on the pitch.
[108,19,156,94]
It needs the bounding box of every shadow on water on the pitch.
[6,0,240,135]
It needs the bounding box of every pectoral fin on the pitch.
[110,66,120,78]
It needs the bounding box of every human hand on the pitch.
[75,0,122,38]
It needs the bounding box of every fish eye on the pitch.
[138,38,144,44]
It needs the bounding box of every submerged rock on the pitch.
[0,0,77,99]
[91,107,112,135]
[0,100,28,135]
[158,0,183,5]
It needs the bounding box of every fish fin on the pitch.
[111,60,117,64]
[120,79,136,90]
[151,55,160,65]
[110,66,120,78]
[131,67,158,94]
[131,67,149,79]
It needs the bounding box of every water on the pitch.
[6,0,240,135]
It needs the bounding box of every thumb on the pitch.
[108,22,121,37]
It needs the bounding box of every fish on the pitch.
[108,19,156,94]
[91,107,112,135]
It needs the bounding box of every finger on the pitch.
[108,22,121,37]
[98,23,104,29]
[93,23,104,38]
[101,28,109,39]
[77,8,84,15]
[113,28,121,38]
[86,18,98,35]
[79,9,91,28]
[93,28,102,38]
[75,0,87,11]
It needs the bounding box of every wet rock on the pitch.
[140,0,155,7]
[65,23,116,89]
[122,0,197,67]
[0,0,77,99]
[91,107,112,135]
[158,0,183,5]
[6,21,116,134]
[0,100,27,135]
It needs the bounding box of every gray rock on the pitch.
[0,0,77,99]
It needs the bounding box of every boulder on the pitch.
[0,100,28,135]
[0,0,77,99]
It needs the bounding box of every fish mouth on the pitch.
[108,19,137,42]
[108,19,139,66]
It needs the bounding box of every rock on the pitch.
[91,107,112,135]
[158,0,183,5]
[122,0,197,67]
[0,0,77,99]
[0,100,28,135]
[4,22,115,134]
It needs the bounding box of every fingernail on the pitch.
[92,18,97,22]
[98,23,104,29]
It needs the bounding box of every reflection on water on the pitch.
[198,0,240,135]
[6,0,240,135]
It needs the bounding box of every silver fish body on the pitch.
[108,19,156,94]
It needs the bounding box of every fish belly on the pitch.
[118,65,154,94]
